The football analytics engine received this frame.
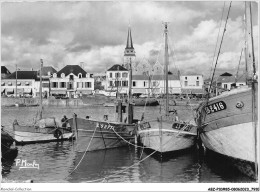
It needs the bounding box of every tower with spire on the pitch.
[123,25,136,70]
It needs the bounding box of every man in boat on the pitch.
[61,115,68,127]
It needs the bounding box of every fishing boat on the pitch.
[13,59,74,144]
[68,59,137,152]
[137,23,197,154]
[1,126,18,161]
[195,2,258,179]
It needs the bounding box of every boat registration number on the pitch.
[205,101,226,115]
[96,122,115,130]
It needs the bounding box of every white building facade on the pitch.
[50,65,94,98]
[105,64,129,94]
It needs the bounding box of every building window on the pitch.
[8,82,12,86]
[78,73,82,78]
[17,82,21,86]
[133,81,136,87]
[143,81,146,87]
[60,82,66,88]
[122,81,128,87]
[109,73,112,78]
[196,81,199,86]
[184,81,188,86]
[85,82,92,88]
[115,73,121,78]
[42,83,49,88]
[61,73,65,78]
[185,77,187,80]
[52,82,58,88]
[122,73,128,78]
[109,81,113,87]
[53,73,57,78]
[197,76,199,80]
[70,75,74,81]
[25,82,30,86]
[1,82,5,86]
[115,81,121,87]
[224,84,227,89]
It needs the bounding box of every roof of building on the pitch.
[220,72,233,76]
[56,65,87,77]
[132,74,180,81]
[5,71,38,80]
[1,66,11,74]
[37,66,57,76]
[217,75,246,83]
[126,26,134,49]
[107,64,128,71]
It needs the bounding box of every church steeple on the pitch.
[126,27,134,49]
[124,25,136,70]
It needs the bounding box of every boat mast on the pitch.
[39,59,43,119]
[243,13,249,84]
[128,58,133,124]
[163,22,169,117]
[15,64,17,98]
[245,1,258,179]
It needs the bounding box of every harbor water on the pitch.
[1,105,254,183]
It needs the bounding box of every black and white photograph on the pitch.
[1,0,259,191]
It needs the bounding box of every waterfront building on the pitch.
[34,66,57,98]
[180,74,205,96]
[49,65,94,98]
[105,64,129,94]
[1,70,37,97]
[215,72,246,94]
[132,74,181,95]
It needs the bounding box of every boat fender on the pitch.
[54,129,62,139]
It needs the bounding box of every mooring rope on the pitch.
[65,124,98,179]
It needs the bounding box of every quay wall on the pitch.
[1,97,84,107]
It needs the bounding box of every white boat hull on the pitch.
[14,131,74,144]
[196,86,258,178]
[138,120,197,153]
[201,122,256,162]
[139,129,196,153]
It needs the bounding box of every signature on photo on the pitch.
[15,159,40,170]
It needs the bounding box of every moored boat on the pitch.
[67,114,136,152]
[13,118,74,144]
[195,2,258,179]
[137,23,197,154]
[13,59,74,144]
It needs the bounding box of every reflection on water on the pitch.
[1,106,255,183]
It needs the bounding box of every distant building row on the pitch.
[1,65,94,98]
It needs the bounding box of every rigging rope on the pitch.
[208,1,226,84]
[65,123,98,179]
[208,1,232,99]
